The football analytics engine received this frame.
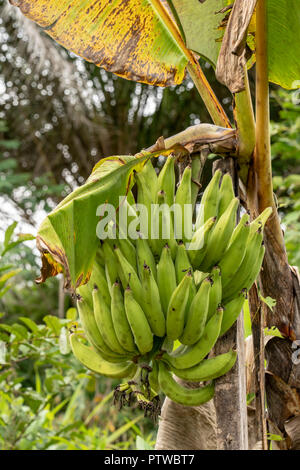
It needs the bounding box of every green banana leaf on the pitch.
[36,148,178,292]
[170,0,300,90]
[9,0,188,87]
[267,0,300,89]
[170,0,228,66]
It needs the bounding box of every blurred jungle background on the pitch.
[0,0,299,450]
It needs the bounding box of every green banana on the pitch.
[174,165,192,242]
[222,229,263,302]
[175,240,192,283]
[157,155,175,207]
[162,307,223,369]
[124,285,153,355]
[102,241,119,296]
[136,234,157,281]
[135,172,153,240]
[158,361,215,406]
[218,173,235,218]
[114,245,143,305]
[95,245,105,268]
[140,159,158,203]
[77,260,110,309]
[166,270,193,340]
[244,243,265,291]
[179,277,211,345]
[116,236,137,273]
[219,290,246,337]
[191,154,202,212]
[250,206,273,234]
[219,213,250,289]
[119,195,138,236]
[170,350,237,382]
[195,169,221,229]
[187,217,216,269]
[206,266,222,320]
[111,280,137,353]
[201,197,239,271]
[142,264,166,337]
[152,190,177,259]
[77,296,128,362]
[194,270,210,286]
[175,241,197,315]
[148,361,159,394]
[157,244,177,316]
[92,286,128,355]
[70,333,137,379]
[223,243,265,305]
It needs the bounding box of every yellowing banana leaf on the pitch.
[35,148,178,292]
[10,0,189,87]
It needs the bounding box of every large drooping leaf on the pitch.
[35,148,180,291]
[170,0,228,66]
[9,0,189,87]
[268,0,300,90]
[171,0,300,91]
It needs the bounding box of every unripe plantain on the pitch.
[142,264,166,337]
[152,190,177,259]
[187,217,216,269]
[249,206,272,234]
[136,234,157,281]
[135,172,153,241]
[179,277,211,345]
[195,169,221,229]
[170,350,237,382]
[219,290,247,337]
[201,197,239,271]
[114,245,144,306]
[140,159,158,203]
[76,296,128,362]
[115,236,137,273]
[175,240,192,283]
[162,307,223,369]
[174,165,192,242]
[191,155,202,211]
[156,156,175,207]
[102,241,119,296]
[124,285,153,355]
[206,266,222,320]
[218,173,235,218]
[157,244,177,316]
[93,285,128,355]
[70,333,137,379]
[222,229,263,302]
[77,260,110,309]
[219,212,250,289]
[158,361,215,406]
[111,280,137,353]
[175,241,196,316]
[166,270,193,340]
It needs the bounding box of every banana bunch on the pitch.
[69,157,272,420]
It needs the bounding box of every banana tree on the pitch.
[9,0,300,450]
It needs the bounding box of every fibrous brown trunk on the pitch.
[155,381,217,450]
